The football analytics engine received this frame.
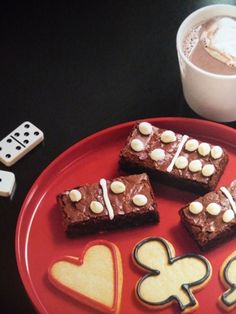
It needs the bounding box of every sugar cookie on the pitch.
[48,240,123,313]
[133,237,212,313]
[219,251,236,312]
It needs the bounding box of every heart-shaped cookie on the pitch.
[133,237,212,313]
[48,240,123,313]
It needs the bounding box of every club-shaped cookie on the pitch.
[219,251,236,312]
[133,237,212,313]
[48,240,123,313]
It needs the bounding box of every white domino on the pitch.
[0,121,44,166]
[0,170,15,196]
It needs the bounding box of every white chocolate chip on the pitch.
[185,139,199,152]
[198,142,211,156]
[133,194,148,206]
[175,156,188,169]
[211,146,223,159]
[206,203,221,215]
[149,148,165,161]
[223,209,235,223]
[90,201,104,214]
[160,130,176,143]
[189,201,203,214]
[130,139,145,152]
[202,164,215,177]
[188,160,202,172]
[69,189,82,202]
[110,181,126,194]
[138,122,152,135]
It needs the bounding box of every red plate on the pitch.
[16,117,236,314]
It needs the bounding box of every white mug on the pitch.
[176,4,236,122]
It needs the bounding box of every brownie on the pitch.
[57,173,159,237]
[179,180,236,251]
[120,121,228,194]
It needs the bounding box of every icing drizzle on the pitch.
[167,135,189,172]
[220,187,236,215]
[100,179,115,220]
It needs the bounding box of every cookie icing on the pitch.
[133,237,211,312]
[219,251,236,311]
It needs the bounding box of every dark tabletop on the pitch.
[1,1,236,313]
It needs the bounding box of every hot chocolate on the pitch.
[183,16,236,75]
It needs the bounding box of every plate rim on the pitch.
[15,116,236,313]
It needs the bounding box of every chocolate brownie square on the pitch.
[120,121,228,193]
[57,173,159,237]
[179,180,236,251]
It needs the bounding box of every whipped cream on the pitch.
[201,17,236,68]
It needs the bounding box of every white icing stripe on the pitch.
[220,186,236,215]
[100,179,114,220]
[167,135,189,173]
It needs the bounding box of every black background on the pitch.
[1,1,236,313]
